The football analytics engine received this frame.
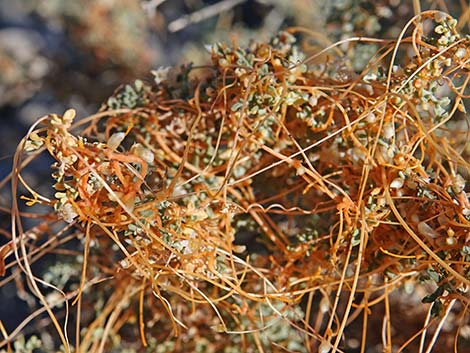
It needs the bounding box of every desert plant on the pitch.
[2,7,470,353]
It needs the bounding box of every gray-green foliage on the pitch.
[107,80,148,109]
[0,335,42,353]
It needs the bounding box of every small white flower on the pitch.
[108,132,126,151]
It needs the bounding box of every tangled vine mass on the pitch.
[3,10,470,353]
